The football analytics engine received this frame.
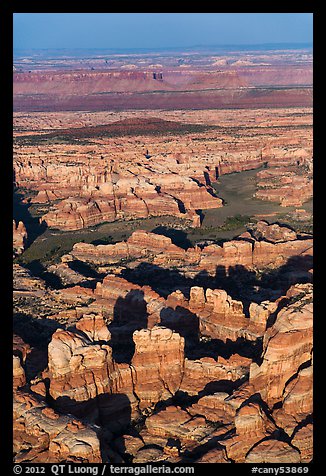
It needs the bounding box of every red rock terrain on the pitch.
[255,165,313,207]
[13,223,313,463]
[13,48,313,464]
[13,63,312,112]
[13,107,312,231]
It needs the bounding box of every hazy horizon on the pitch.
[14,13,313,51]
[13,42,313,52]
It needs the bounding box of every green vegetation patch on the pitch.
[218,214,251,231]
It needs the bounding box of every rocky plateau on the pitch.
[13,47,313,465]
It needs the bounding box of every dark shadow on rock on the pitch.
[196,209,205,225]
[167,437,181,450]
[214,264,258,316]
[67,279,98,290]
[116,254,311,364]
[13,188,47,248]
[181,436,230,463]
[189,335,263,363]
[206,186,219,198]
[203,170,211,186]
[111,426,145,463]
[259,255,313,291]
[24,348,49,381]
[238,392,272,415]
[13,312,64,350]
[153,375,249,417]
[265,296,289,330]
[159,305,199,357]
[121,262,261,307]
[91,236,113,246]
[272,220,311,236]
[120,262,193,298]
[152,226,193,250]
[160,306,199,345]
[68,259,105,280]
[19,259,104,291]
[13,345,48,382]
[109,289,148,364]
[175,198,187,214]
[159,302,261,362]
[287,254,313,272]
[13,313,64,379]
[290,414,313,441]
[51,392,132,431]
[244,426,298,457]
[51,392,132,461]
[193,269,212,291]
[24,260,63,289]
[235,392,309,451]
[201,375,249,397]
[275,358,312,404]
[214,256,312,316]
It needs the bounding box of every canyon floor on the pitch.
[13,47,313,464]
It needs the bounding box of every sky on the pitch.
[13,13,313,51]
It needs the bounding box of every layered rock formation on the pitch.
[131,328,185,409]
[69,225,313,279]
[255,166,313,207]
[14,155,223,230]
[13,64,312,111]
[13,51,313,463]
[13,390,103,463]
[249,284,313,406]
[13,244,313,463]
[14,104,312,234]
